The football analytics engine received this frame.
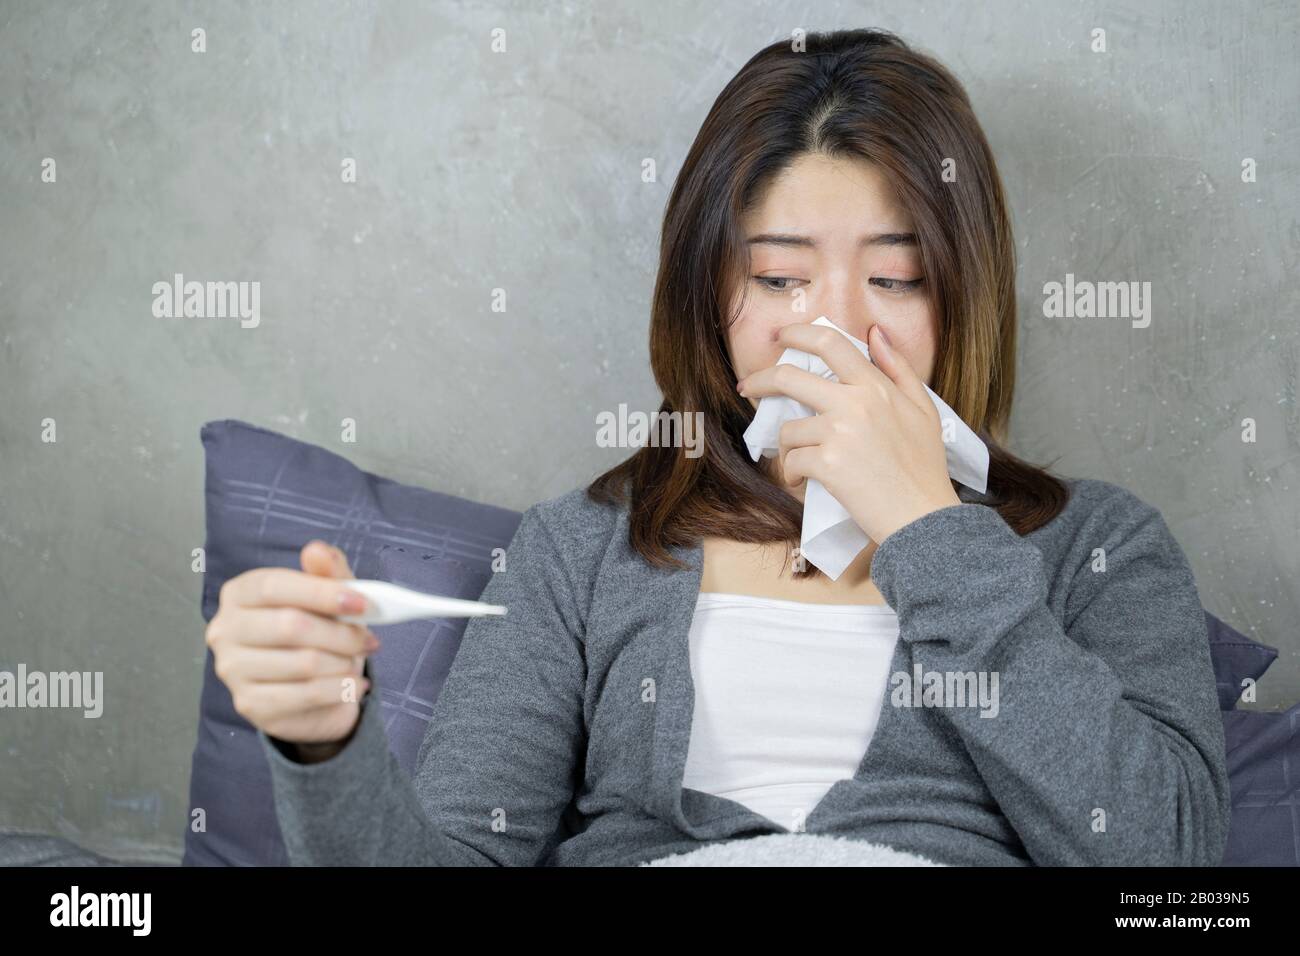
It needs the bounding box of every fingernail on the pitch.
[364,631,381,651]
[338,589,366,615]
[876,326,891,349]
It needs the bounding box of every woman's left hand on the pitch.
[736,322,962,545]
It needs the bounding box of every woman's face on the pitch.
[726,152,939,400]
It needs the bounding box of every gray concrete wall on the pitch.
[1,0,1296,862]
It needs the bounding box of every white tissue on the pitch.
[741,316,990,580]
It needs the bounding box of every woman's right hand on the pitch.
[205,540,379,757]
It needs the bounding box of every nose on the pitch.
[806,273,874,341]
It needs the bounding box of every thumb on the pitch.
[300,540,356,580]
[869,324,931,413]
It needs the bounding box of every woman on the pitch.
[206,28,1230,866]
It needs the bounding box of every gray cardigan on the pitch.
[258,476,1232,866]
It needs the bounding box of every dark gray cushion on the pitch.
[1221,704,1300,866]
[1204,610,1279,710]
[183,419,520,866]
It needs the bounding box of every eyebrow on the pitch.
[747,232,917,248]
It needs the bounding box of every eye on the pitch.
[752,276,806,294]
[870,277,925,294]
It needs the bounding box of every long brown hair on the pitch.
[589,28,1068,572]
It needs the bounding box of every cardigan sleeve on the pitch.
[257,503,589,866]
[868,492,1232,866]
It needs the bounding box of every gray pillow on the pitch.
[1204,610,1278,710]
[183,419,520,866]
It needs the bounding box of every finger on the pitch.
[224,566,368,617]
[868,324,934,416]
[228,605,376,657]
[222,644,364,683]
[776,414,828,482]
[782,445,821,487]
[738,362,840,412]
[300,540,356,581]
[772,321,881,387]
[238,674,371,723]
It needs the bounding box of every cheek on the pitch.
[725,303,790,380]
[886,320,938,384]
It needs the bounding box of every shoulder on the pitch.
[1052,476,1174,547]
[505,483,630,600]
[1047,477,1200,614]
[524,484,628,551]
[475,485,629,634]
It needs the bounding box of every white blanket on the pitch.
[642,833,947,867]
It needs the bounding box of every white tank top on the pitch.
[680,591,901,832]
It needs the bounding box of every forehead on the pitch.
[742,152,911,231]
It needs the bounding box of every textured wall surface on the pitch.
[1,0,1296,861]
